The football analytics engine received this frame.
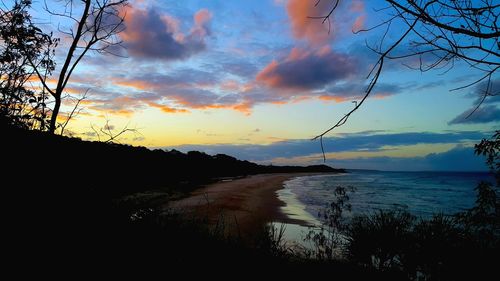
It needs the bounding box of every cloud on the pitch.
[325,146,488,172]
[286,0,331,45]
[79,89,190,116]
[286,0,366,45]
[466,79,500,101]
[352,14,366,32]
[449,79,500,125]
[220,61,259,78]
[112,69,220,90]
[448,105,500,125]
[166,131,489,163]
[194,9,212,32]
[165,88,231,109]
[330,147,488,171]
[79,32,410,117]
[68,69,244,116]
[110,71,252,112]
[82,95,151,116]
[350,0,365,13]
[320,81,407,101]
[70,47,416,117]
[81,3,404,117]
[145,101,189,114]
[254,46,406,104]
[108,64,364,116]
[219,80,245,92]
[256,47,357,90]
[120,6,212,60]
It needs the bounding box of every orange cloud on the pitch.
[97,109,135,117]
[286,0,331,45]
[119,5,145,42]
[146,102,189,114]
[110,109,135,117]
[219,80,244,92]
[194,9,212,26]
[373,92,392,99]
[291,96,314,103]
[286,0,367,45]
[349,0,367,32]
[112,78,153,90]
[352,14,365,32]
[318,95,350,103]
[287,47,310,61]
[232,102,253,115]
[256,60,282,88]
[63,87,87,94]
[350,0,365,12]
[85,98,176,116]
[81,96,145,117]
[191,9,212,38]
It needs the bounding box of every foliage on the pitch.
[0,0,56,130]
[475,130,500,183]
[347,209,415,273]
[304,186,355,260]
[0,1,128,134]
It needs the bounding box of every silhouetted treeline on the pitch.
[4,123,342,195]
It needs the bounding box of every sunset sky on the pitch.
[28,0,499,171]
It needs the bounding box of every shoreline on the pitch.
[167,173,322,236]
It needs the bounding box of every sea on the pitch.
[275,170,496,243]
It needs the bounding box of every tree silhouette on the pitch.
[312,0,500,152]
[0,0,56,130]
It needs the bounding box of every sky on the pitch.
[22,0,500,171]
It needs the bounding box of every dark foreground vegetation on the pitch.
[303,184,499,281]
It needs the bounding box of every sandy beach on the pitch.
[168,173,317,236]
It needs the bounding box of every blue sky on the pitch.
[21,0,500,171]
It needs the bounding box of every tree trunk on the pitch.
[49,95,61,133]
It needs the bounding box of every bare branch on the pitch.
[90,117,140,144]
[312,17,419,142]
[465,74,493,119]
[313,0,500,161]
[59,89,89,136]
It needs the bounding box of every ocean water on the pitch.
[278,170,496,225]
